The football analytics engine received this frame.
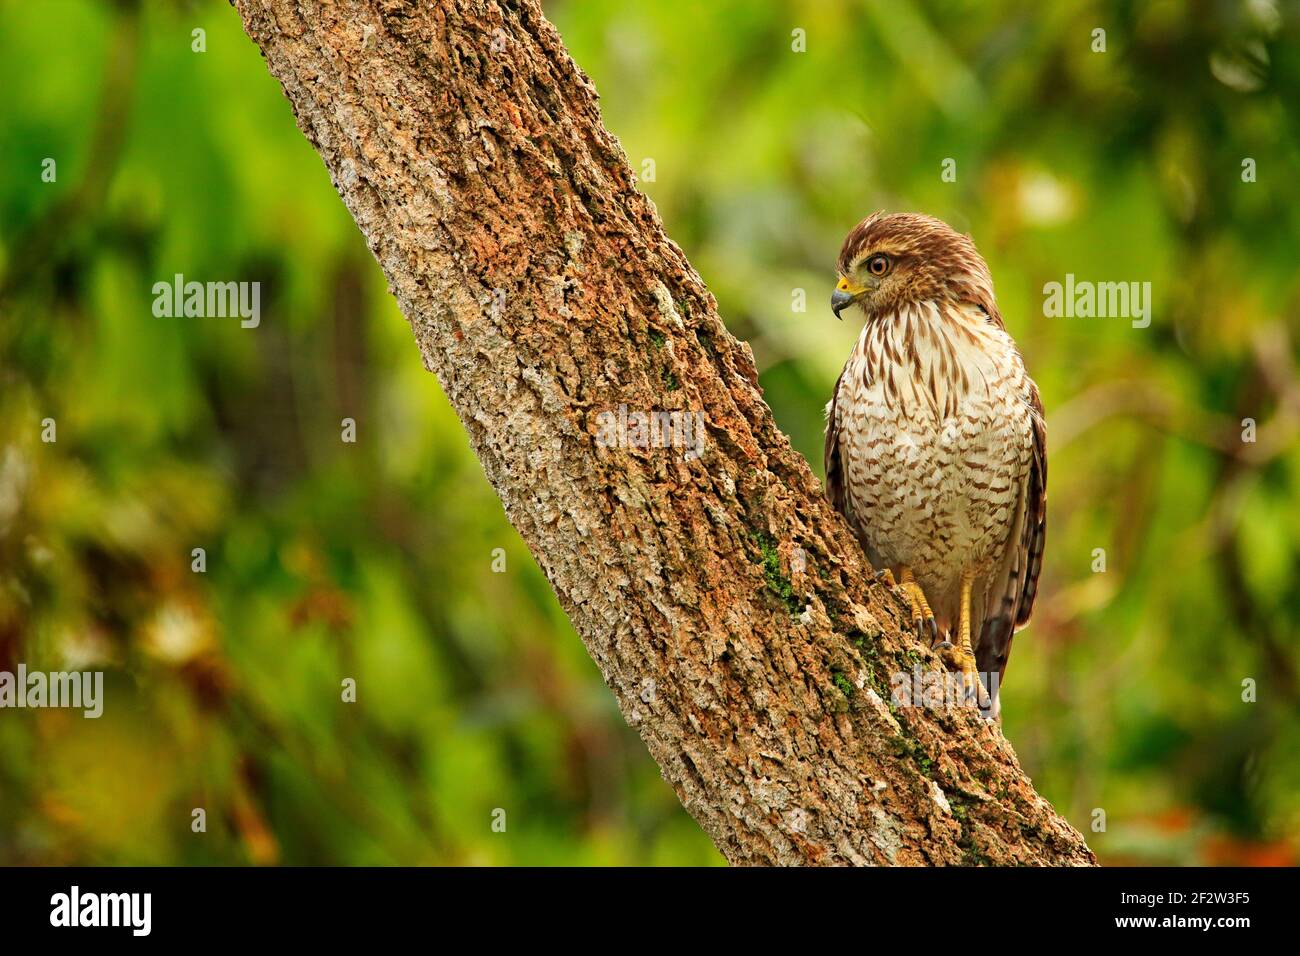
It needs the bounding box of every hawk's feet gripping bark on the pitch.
[880,566,990,711]
[934,568,990,711]
[878,566,938,644]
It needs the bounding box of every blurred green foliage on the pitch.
[2,0,1299,865]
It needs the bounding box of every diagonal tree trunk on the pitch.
[231,0,1095,866]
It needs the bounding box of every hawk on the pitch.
[823,212,1046,718]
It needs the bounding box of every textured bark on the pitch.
[231,0,1095,866]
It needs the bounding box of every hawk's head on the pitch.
[831,212,995,322]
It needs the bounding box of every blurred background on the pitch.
[2,0,1298,865]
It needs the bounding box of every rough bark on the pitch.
[230,0,1095,866]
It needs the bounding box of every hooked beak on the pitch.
[831,289,855,319]
[831,276,866,320]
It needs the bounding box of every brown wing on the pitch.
[1016,379,1048,627]
[975,377,1047,691]
[823,368,848,515]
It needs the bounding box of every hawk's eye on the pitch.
[866,254,891,277]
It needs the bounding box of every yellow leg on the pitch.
[954,567,990,711]
[958,567,974,659]
[935,569,977,672]
[895,566,937,643]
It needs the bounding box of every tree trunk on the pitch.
[231,0,1095,866]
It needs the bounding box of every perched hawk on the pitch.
[823,212,1046,717]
